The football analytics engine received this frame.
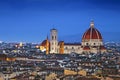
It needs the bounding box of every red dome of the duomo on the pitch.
[82,21,102,41]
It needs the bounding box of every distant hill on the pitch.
[102,32,120,42]
[58,32,120,43]
[59,33,83,43]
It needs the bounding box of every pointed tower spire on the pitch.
[90,20,94,28]
[46,35,48,40]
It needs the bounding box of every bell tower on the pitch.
[50,28,58,53]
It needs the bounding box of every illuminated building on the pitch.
[19,42,23,47]
[50,29,58,53]
[0,54,16,61]
[40,21,106,54]
[81,21,106,53]
[39,36,50,54]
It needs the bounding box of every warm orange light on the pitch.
[36,45,39,48]
[59,41,64,54]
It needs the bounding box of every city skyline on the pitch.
[0,0,120,42]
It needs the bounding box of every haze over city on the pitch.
[0,0,120,42]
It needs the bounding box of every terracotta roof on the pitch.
[82,22,102,40]
[83,46,90,50]
[40,40,50,46]
[100,46,106,50]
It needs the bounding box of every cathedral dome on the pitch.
[82,21,102,41]
[41,40,48,46]
[40,37,50,46]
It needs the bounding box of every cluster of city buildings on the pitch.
[0,21,120,80]
[0,52,120,80]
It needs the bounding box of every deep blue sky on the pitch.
[0,0,120,43]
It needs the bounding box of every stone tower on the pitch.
[50,28,58,53]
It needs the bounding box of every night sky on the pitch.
[0,0,120,43]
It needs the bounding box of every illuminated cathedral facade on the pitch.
[39,21,106,54]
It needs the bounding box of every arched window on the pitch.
[65,47,68,49]
[86,43,89,46]
[72,47,74,49]
[55,36,56,40]
[52,36,54,40]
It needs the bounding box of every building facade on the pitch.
[50,29,58,53]
[40,21,106,54]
